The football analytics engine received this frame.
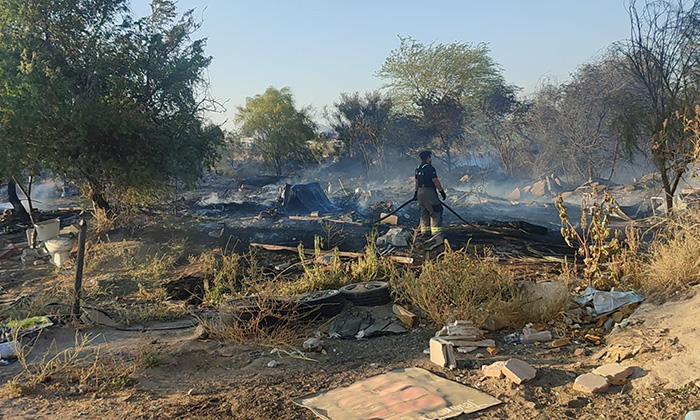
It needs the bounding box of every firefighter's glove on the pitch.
[440,190,446,200]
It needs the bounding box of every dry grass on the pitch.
[0,284,74,321]
[205,295,306,346]
[4,331,136,397]
[111,301,186,326]
[279,237,349,295]
[391,244,526,326]
[280,233,396,295]
[636,209,700,298]
[194,248,270,307]
[136,341,163,368]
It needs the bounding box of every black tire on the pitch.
[339,281,391,306]
[295,289,345,318]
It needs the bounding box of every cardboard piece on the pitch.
[295,367,501,420]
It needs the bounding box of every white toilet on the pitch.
[44,237,74,267]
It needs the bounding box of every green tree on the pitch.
[0,0,223,212]
[327,91,394,174]
[235,87,316,176]
[377,36,506,170]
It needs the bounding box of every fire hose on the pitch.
[373,197,471,226]
[373,198,416,224]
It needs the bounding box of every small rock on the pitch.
[481,361,506,378]
[193,324,209,340]
[502,358,537,384]
[603,318,614,331]
[695,379,700,389]
[552,337,570,348]
[525,401,536,409]
[303,338,324,352]
[267,360,279,368]
[591,363,634,385]
[520,329,552,344]
[612,312,624,323]
[566,397,589,408]
[573,373,609,394]
[574,348,585,357]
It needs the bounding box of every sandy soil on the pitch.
[0,293,699,419]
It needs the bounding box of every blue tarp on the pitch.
[281,182,340,215]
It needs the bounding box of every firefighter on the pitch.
[413,150,446,241]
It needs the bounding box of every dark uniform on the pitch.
[415,162,443,236]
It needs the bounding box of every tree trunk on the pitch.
[660,168,674,216]
[7,182,30,222]
[88,183,111,213]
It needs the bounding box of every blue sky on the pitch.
[130,1,631,128]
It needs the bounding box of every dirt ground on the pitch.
[0,299,699,420]
[1,177,700,419]
[2,243,699,420]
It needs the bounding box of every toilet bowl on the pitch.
[44,237,74,267]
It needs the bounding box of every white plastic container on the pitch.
[34,219,60,241]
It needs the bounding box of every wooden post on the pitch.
[72,219,87,319]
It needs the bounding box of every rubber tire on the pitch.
[295,289,345,318]
[339,281,391,306]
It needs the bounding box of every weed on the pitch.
[7,331,137,396]
[112,301,185,326]
[320,220,345,249]
[206,295,304,346]
[555,185,624,289]
[196,248,269,306]
[280,236,348,295]
[391,245,523,326]
[637,209,700,297]
[137,342,163,368]
[349,231,396,283]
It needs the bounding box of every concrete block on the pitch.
[591,363,634,385]
[503,358,537,384]
[481,361,506,378]
[429,338,456,369]
[573,373,610,394]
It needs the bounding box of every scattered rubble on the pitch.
[303,338,324,352]
[502,358,537,384]
[591,363,634,385]
[481,361,506,378]
[573,373,610,394]
[429,337,456,369]
[391,304,417,328]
